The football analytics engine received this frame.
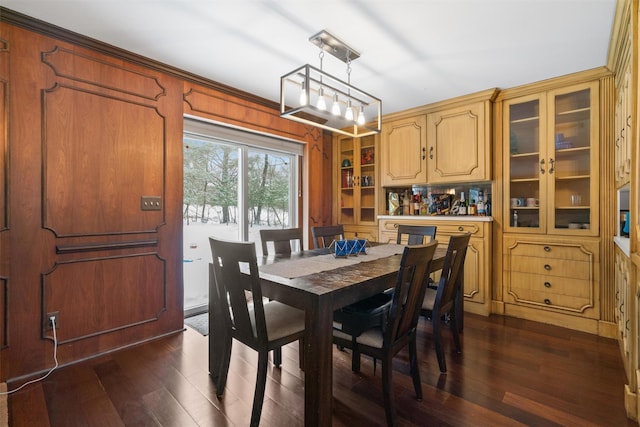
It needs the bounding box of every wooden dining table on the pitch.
[252,243,451,426]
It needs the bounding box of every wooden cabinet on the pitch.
[426,100,492,183]
[615,247,632,370]
[379,115,427,186]
[334,134,378,238]
[378,217,491,315]
[503,236,600,328]
[615,69,633,188]
[502,81,600,236]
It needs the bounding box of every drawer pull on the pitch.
[458,226,464,232]
[544,282,551,288]
[544,299,551,305]
[544,264,551,271]
[543,246,551,252]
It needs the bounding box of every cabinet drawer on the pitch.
[508,287,592,312]
[511,255,591,280]
[509,272,591,298]
[379,219,483,237]
[507,241,594,262]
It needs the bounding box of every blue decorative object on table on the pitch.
[330,238,369,257]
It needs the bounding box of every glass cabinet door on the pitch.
[338,136,355,225]
[358,135,376,223]
[504,94,545,233]
[547,83,598,234]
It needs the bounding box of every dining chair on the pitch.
[396,224,437,245]
[310,224,344,249]
[259,227,303,256]
[209,237,305,427]
[421,232,470,373]
[334,242,438,427]
[334,225,438,371]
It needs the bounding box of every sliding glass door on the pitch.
[182,119,301,315]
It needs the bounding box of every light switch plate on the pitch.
[141,196,162,211]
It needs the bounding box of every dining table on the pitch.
[208,242,460,426]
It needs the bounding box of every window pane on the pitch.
[183,132,299,314]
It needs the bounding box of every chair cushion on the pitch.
[422,288,436,311]
[252,301,305,341]
[355,327,384,349]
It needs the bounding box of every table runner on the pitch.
[259,243,406,279]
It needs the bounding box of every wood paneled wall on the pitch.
[0,12,332,382]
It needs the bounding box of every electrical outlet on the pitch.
[44,311,59,331]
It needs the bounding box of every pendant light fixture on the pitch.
[280,30,381,137]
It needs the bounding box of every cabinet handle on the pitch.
[544,264,551,271]
[540,159,545,174]
[422,146,427,160]
[429,146,433,160]
[354,176,359,186]
[543,246,551,252]
[548,158,554,174]
[458,226,464,232]
[544,299,551,305]
[544,282,551,288]
[626,319,630,331]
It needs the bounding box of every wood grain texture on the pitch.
[7,313,633,426]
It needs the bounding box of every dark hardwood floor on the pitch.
[7,313,635,426]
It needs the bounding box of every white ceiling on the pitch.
[1,0,617,115]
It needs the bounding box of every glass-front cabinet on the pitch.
[503,81,599,235]
[336,134,378,226]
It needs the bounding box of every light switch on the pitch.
[141,196,162,211]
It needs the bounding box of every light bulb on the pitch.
[345,100,354,121]
[316,87,327,111]
[331,94,341,115]
[357,106,365,125]
[299,81,307,105]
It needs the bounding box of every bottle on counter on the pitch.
[485,194,491,216]
[413,192,421,215]
[458,192,467,215]
[402,190,411,215]
[469,198,477,216]
[477,191,485,216]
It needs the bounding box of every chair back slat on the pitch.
[209,237,267,347]
[311,225,345,249]
[385,241,438,345]
[260,228,303,255]
[435,233,471,313]
[396,224,437,245]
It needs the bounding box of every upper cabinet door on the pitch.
[380,115,427,186]
[426,101,491,183]
[503,81,599,236]
[546,82,599,236]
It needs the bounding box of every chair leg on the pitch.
[381,355,397,427]
[450,311,462,354]
[251,350,269,427]
[409,337,423,400]
[216,339,233,397]
[273,347,282,367]
[432,315,447,373]
[351,338,361,373]
[298,338,305,370]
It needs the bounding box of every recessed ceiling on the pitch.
[0,0,617,115]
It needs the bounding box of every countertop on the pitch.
[614,236,631,257]
[378,215,493,222]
